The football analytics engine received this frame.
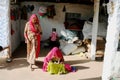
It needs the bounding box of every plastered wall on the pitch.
[20,2,94,41]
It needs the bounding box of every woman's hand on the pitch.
[40,32,42,35]
[25,39,27,43]
[25,39,30,43]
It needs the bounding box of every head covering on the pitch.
[42,47,64,71]
[29,14,40,33]
[45,47,64,60]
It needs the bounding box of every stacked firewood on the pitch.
[83,37,105,60]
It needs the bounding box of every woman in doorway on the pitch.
[24,14,42,71]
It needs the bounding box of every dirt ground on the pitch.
[0,43,103,80]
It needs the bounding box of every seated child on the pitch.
[49,28,60,48]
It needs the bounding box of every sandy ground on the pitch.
[0,43,103,80]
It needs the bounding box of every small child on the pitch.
[49,28,60,48]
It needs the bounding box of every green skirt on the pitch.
[47,62,67,74]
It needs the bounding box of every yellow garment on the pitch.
[47,62,67,74]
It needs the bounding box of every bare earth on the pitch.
[0,43,103,80]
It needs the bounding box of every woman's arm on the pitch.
[38,24,42,35]
[24,22,29,43]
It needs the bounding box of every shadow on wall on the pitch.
[12,42,27,58]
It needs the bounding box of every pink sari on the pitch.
[29,14,41,58]
[24,14,41,65]
[42,47,72,72]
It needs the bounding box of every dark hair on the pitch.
[0,46,3,51]
[52,28,56,31]
[88,18,93,22]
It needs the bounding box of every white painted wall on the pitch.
[10,5,21,52]
[0,1,93,57]
[0,0,11,57]
[11,20,21,52]
[20,2,94,41]
[102,1,120,80]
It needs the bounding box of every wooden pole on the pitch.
[90,0,100,60]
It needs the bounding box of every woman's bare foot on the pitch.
[30,64,34,71]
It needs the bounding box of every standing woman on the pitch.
[24,14,42,71]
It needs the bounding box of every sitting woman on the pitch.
[42,47,72,74]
